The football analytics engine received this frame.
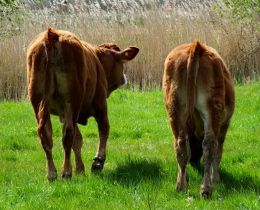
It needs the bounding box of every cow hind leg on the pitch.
[200,130,216,198]
[32,97,57,181]
[211,122,229,183]
[175,131,190,191]
[61,103,75,179]
[199,109,220,199]
[72,125,85,174]
[38,114,57,181]
[167,103,190,191]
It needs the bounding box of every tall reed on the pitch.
[0,0,259,100]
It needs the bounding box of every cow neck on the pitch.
[95,47,113,87]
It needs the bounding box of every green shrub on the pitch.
[223,0,260,20]
[0,0,26,37]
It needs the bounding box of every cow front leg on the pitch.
[72,125,85,174]
[92,112,109,172]
[175,132,190,191]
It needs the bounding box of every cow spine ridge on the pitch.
[185,39,204,131]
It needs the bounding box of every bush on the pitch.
[222,0,260,20]
[0,0,26,37]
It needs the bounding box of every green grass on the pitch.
[0,82,259,209]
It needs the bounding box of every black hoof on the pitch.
[201,189,212,199]
[47,176,57,182]
[91,157,105,172]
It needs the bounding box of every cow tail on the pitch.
[185,39,203,132]
[37,28,59,137]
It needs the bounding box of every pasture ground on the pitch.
[0,82,259,209]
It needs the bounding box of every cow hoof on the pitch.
[75,165,85,175]
[200,186,212,199]
[62,170,72,179]
[91,157,105,172]
[47,170,57,182]
[176,181,188,192]
[176,173,188,192]
[176,184,187,192]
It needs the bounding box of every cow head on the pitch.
[97,43,139,95]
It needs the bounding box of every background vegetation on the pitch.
[0,82,259,209]
[0,0,259,100]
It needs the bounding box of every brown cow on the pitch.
[27,28,139,180]
[163,40,235,198]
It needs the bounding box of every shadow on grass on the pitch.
[220,169,260,193]
[190,162,260,193]
[98,156,165,187]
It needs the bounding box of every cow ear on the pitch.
[117,46,139,62]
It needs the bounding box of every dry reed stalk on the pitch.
[0,0,259,100]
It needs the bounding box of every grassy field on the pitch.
[0,82,259,209]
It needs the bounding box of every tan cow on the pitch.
[163,40,235,198]
[27,28,139,180]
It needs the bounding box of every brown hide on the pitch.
[163,40,235,198]
[27,28,139,180]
